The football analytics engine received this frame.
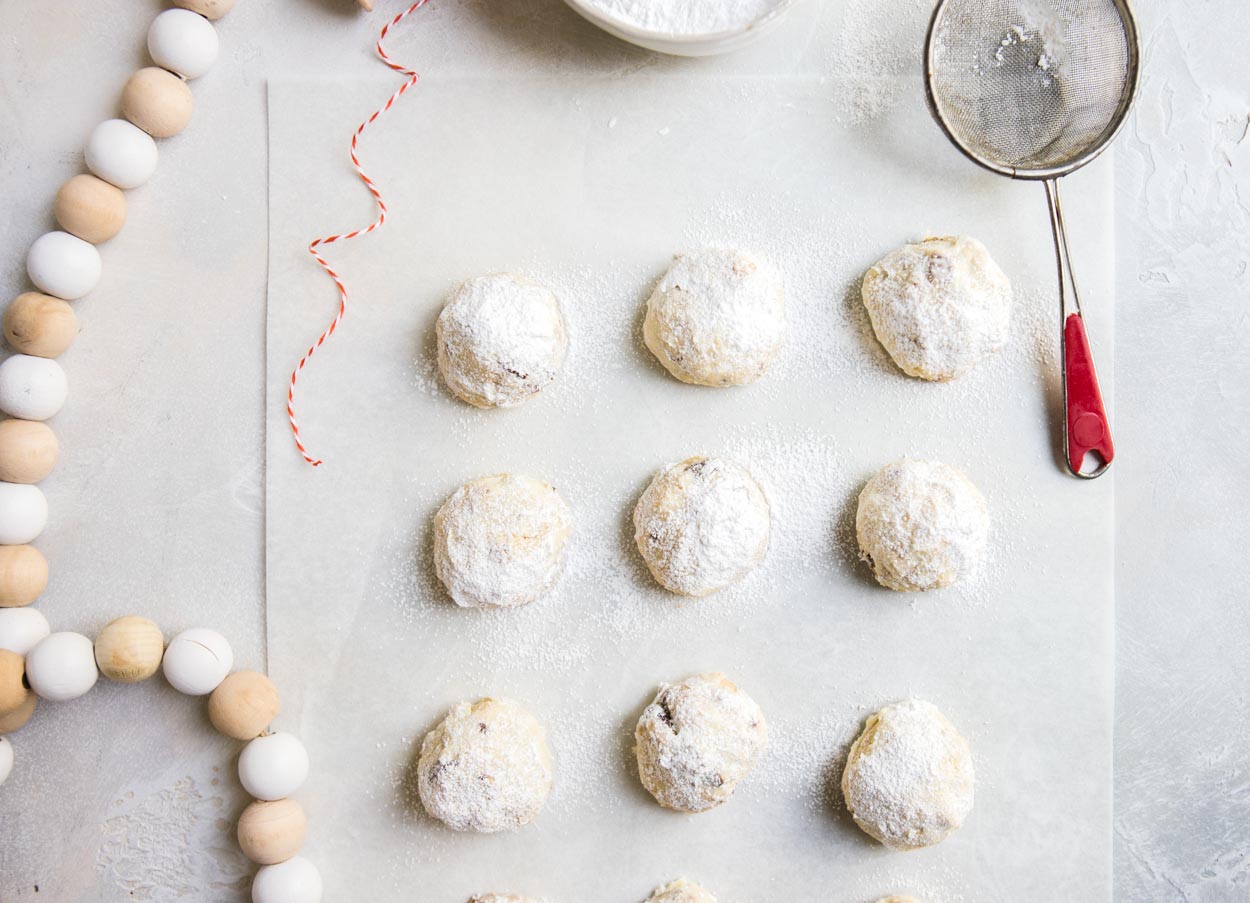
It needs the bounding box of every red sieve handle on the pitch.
[1064,313,1114,477]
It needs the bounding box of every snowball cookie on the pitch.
[644,249,785,387]
[841,699,975,851]
[633,456,770,597]
[875,897,922,903]
[646,879,717,903]
[418,697,553,833]
[855,459,988,592]
[469,896,541,903]
[433,474,571,610]
[635,672,767,813]
[861,235,1011,381]
[436,273,568,408]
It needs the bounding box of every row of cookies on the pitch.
[436,238,1012,410]
[417,681,973,849]
[434,456,989,610]
[470,886,922,903]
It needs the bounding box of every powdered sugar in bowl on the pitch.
[565,0,801,56]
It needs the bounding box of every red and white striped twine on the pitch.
[287,0,429,467]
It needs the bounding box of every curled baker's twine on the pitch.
[287,0,429,467]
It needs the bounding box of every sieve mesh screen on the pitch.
[928,0,1136,174]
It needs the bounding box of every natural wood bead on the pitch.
[0,649,30,719]
[0,686,35,733]
[0,546,48,608]
[121,68,194,139]
[3,293,78,359]
[54,175,126,244]
[0,420,59,484]
[173,0,236,20]
[208,670,280,740]
[237,798,307,865]
[94,616,164,683]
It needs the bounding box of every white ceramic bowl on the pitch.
[563,0,801,57]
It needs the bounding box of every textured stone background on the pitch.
[0,0,1245,900]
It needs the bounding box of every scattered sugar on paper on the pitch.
[824,0,931,124]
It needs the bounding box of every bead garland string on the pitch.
[0,2,375,901]
[286,0,428,468]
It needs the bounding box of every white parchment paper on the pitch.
[266,74,1113,902]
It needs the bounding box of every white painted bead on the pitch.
[85,119,159,190]
[0,736,12,785]
[251,855,323,903]
[25,631,98,702]
[0,735,12,785]
[0,355,68,421]
[239,731,310,801]
[0,606,50,656]
[26,232,101,301]
[148,9,219,79]
[162,627,232,695]
[0,482,48,545]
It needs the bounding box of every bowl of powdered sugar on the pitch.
[565,0,800,56]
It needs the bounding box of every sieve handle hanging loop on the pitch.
[1045,179,1115,479]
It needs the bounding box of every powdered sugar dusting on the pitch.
[417,697,554,833]
[855,458,990,592]
[633,456,771,596]
[266,70,1111,902]
[825,0,932,123]
[432,474,572,609]
[643,248,786,387]
[436,273,569,409]
[634,672,768,812]
[841,698,975,850]
[861,236,1013,381]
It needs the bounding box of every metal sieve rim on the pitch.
[923,0,1143,181]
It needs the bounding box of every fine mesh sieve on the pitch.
[924,0,1141,478]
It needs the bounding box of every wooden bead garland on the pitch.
[253,856,324,903]
[148,9,220,80]
[0,545,48,607]
[0,606,50,655]
[0,5,326,897]
[25,231,101,301]
[85,120,159,190]
[0,355,68,422]
[0,419,59,484]
[0,649,30,719]
[208,668,280,740]
[173,0,236,20]
[0,684,36,733]
[94,616,165,683]
[2,293,78,359]
[239,731,310,801]
[53,175,127,245]
[163,627,233,695]
[24,631,98,702]
[122,67,195,139]
[0,482,48,546]
[237,798,308,865]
